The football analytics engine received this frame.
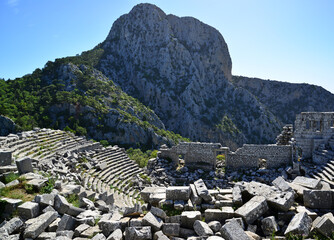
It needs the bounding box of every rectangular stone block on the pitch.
[205,207,234,222]
[15,157,33,174]
[220,219,249,240]
[0,150,12,166]
[141,187,166,203]
[24,211,58,239]
[303,190,334,209]
[292,176,322,189]
[18,201,39,219]
[166,186,191,201]
[235,196,269,224]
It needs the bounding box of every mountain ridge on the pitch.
[1,3,334,150]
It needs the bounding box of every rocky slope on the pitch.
[232,76,334,125]
[97,3,281,148]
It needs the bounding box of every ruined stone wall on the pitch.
[294,112,334,159]
[158,142,222,170]
[226,144,292,169]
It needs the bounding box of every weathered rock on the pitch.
[204,207,234,222]
[24,211,58,238]
[0,198,22,216]
[67,205,85,217]
[292,176,321,189]
[125,226,152,240]
[193,220,213,236]
[232,185,243,207]
[96,200,110,213]
[142,211,163,232]
[141,187,166,203]
[207,237,225,240]
[194,179,212,202]
[272,176,292,192]
[57,230,74,238]
[162,223,180,237]
[54,194,70,214]
[284,211,312,236]
[190,184,202,205]
[130,218,143,227]
[312,214,334,237]
[35,193,56,207]
[180,211,201,229]
[153,230,169,240]
[101,221,121,237]
[123,204,142,217]
[150,206,167,220]
[208,221,221,233]
[17,201,39,219]
[0,217,23,235]
[245,231,261,240]
[107,228,123,240]
[174,200,184,210]
[36,231,57,239]
[57,214,76,231]
[48,218,61,232]
[303,190,334,209]
[81,225,101,238]
[5,179,19,188]
[166,186,191,201]
[0,150,12,166]
[179,227,196,238]
[27,178,47,190]
[74,224,90,237]
[91,233,106,240]
[261,216,278,236]
[15,157,33,174]
[235,196,268,224]
[220,219,250,240]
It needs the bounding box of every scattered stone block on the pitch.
[35,193,55,207]
[208,221,221,233]
[57,230,74,238]
[107,228,123,240]
[193,220,213,236]
[174,200,184,210]
[190,184,202,205]
[17,201,39,219]
[1,198,22,216]
[0,217,23,235]
[292,176,321,189]
[100,220,121,237]
[181,211,201,229]
[54,194,70,214]
[81,225,101,238]
[232,185,243,207]
[67,205,85,217]
[272,176,292,192]
[57,214,76,231]
[91,233,106,240]
[141,187,166,202]
[194,179,212,202]
[37,232,56,239]
[0,150,12,166]
[179,227,196,238]
[220,219,250,240]
[125,226,152,240]
[284,211,312,236]
[48,217,61,232]
[162,223,180,237]
[123,203,142,217]
[303,190,334,209]
[166,186,191,201]
[27,178,47,190]
[142,211,163,232]
[312,214,334,237]
[261,216,278,236]
[24,211,58,239]
[150,206,167,220]
[15,157,33,174]
[130,218,143,227]
[235,196,268,224]
[5,179,19,188]
[207,236,226,240]
[225,218,245,230]
[74,224,90,237]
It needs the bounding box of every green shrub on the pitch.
[100,140,109,147]
[126,148,158,168]
[66,194,80,207]
[40,178,55,194]
[3,172,19,184]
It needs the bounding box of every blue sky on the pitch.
[1,0,334,93]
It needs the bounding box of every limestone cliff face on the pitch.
[232,76,334,125]
[98,3,281,147]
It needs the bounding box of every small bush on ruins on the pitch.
[126,148,158,168]
[40,178,55,194]
[66,194,80,208]
[3,172,19,184]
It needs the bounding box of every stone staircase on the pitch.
[80,146,146,209]
[309,135,334,186]
[0,128,149,209]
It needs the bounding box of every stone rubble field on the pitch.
[0,129,333,239]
